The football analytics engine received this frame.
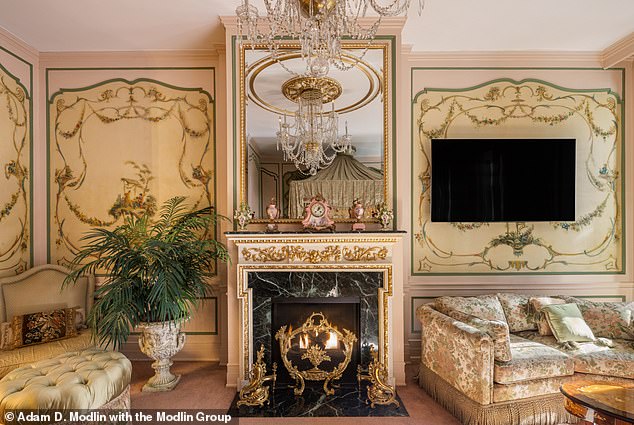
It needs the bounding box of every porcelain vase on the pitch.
[138,321,186,392]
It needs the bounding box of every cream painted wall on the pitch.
[401,57,634,363]
[2,20,633,370]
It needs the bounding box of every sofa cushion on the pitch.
[0,330,93,378]
[436,306,512,362]
[529,297,565,335]
[493,335,573,385]
[497,293,536,332]
[542,303,596,343]
[435,295,507,322]
[571,340,634,380]
[11,307,78,349]
[560,296,633,340]
[493,376,571,403]
[514,330,634,380]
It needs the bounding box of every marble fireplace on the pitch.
[225,232,406,390]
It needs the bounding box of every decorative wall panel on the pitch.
[412,79,622,274]
[0,64,30,275]
[49,79,215,266]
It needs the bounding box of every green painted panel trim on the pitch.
[0,46,34,268]
[412,77,623,105]
[410,296,436,334]
[49,77,214,104]
[45,69,217,268]
[410,67,627,276]
[232,36,238,229]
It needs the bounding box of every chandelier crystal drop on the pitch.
[236,0,423,75]
[276,76,352,176]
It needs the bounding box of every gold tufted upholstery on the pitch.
[0,348,131,415]
[0,331,94,379]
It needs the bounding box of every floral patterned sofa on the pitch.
[417,293,634,425]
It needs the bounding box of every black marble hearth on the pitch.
[250,271,382,368]
[227,382,408,417]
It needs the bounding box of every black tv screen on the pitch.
[431,139,576,222]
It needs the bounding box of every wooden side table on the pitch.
[561,381,634,425]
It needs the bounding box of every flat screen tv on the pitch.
[431,138,576,222]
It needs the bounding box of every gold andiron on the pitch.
[357,346,399,408]
[237,345,277,407]
[275,312,357,396]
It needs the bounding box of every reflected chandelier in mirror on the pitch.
[237,39,394,222]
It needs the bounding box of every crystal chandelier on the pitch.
[276,76,352,175]
[236,0,422,75]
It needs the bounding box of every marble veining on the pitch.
[250,271,382,368]
[228,383,408,417]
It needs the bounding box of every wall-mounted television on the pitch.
[431,138,576,222]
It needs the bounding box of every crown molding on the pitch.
[404,50,604,67]
[0,25,39,63]
[220,15,406,34]
[602,32,634,69]
[39,49,222,67]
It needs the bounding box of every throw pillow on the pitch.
[435,295,507,322]
[560,296,633,340]
[542,303,596,343]
[497,293,537,332]
[12,307,77,349]
[438,306,512,362]
[529,297,565,336]
[0,322,12,350]
[74,307,88,330]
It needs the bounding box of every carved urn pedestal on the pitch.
[138,321,186,392]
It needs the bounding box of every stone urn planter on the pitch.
[138,321,186,392]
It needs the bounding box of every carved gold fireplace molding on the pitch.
[236,263,394,381]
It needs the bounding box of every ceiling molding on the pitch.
[601,32,634,68]
[219,15,406,34]
[0,25,39,63]
[404,50,604,67]
[39,49,222,67]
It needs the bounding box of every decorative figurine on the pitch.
[265,197,279,232]
[234,201,254,231]
[349,198,366,231]
[237,344,277,408]
[372,202,394,231]
[302,194,335,231]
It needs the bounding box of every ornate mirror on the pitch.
[236,38,395,223]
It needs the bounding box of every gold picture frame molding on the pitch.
[237,40,393,223]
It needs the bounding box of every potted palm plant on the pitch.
[64,196,228,392]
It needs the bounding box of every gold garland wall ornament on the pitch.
[237,344,277,407]
[0,70,30,275]
[357,346,399,408]
[242,245,389,263]
[412,79,622,273]
[50,80,214,266]
[275,312,357,396]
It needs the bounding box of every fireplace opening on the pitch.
[271,297,361,388]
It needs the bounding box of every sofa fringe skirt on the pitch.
[418,364,579,425]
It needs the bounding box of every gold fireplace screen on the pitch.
[238,311,398,408]
[275,312,357,396]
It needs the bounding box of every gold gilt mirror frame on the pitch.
[235,36,396,224]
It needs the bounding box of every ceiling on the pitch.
[0,0,632,52]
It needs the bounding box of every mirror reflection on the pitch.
[243,45,387,220]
